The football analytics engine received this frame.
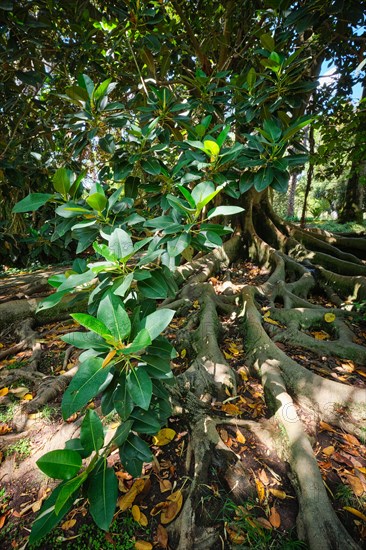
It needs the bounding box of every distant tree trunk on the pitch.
[339,84,366,224]
[287,170,300,218]
[300,123,315,227]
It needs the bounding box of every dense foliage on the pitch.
[2,0,365,543]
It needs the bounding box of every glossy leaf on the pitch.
[97,292,131,342]
[62,358,111,419]
[80,409,104,453]
[36,450,82,480]
[127,368,152,410]
[12,193,54,213]
[88,463,118,531]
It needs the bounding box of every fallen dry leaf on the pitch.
[159,479,172,493]
[236,430,246,444]
[269,488,287,499]
[152,428,176,446]
[0,388,9,397]
[150,502,169,516]
[221,403,242,416]
[343,506,366,522]
[269,506,281,528]
[135,541,153,550]
[342,433,360,446]
[322,446,335,456]
[61,519,76,530]
[156,524,169,548]
[344,474,365,497]
[255,479,266,504]
[160,490,183,525]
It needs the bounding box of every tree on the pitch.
[3,2,366,549]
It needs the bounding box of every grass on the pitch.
[28,516,142,550]
[305,220,366,234]
[222,498,307,549]
[0,402,17,423]
[5,438,32,461]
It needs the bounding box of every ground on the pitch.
[0,216,366,550]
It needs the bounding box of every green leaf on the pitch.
[97,292,131,342]
[246,68,257,89]
[112,420,133,446]
[131,408,161,435]
[36,450,82,480]
[254,167,274,191]
[86,192,108,212]
[64,438,90,459]
[57,269,95,292]
[113,273,134,298]
[177,185,196,208]
[139,309,175,340]
[207,205,244,219]
[122,328,151,354]
[99,134,115,154]
[127,367,152,410]
[88,463,118,531]
[36,290,69,312]
[141,158,161,175]
[263,119,282,142]
[80,409,105,454]
[113,376,134,420]
[62,357,111,419]
[108,228,134,259]
[260,33,275,52]
[54,474,86,515]
[119,434,152,477]
[29,482,75,545]
[93,242,118,262]
[71,313,112,339]
[61,331,109,351]
[167,233,191,257]
[191,181,215,206]
[52,168,74,195]
[12,193,54,213]
[78,74,94,98]
[138,271,169,299]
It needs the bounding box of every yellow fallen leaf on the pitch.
[61,519,76,530]
[135,541,153,550]
[236,430,246,444]
[223,350,233,359]
[324,313,336,323]
[322,446,335,456]
[221,403,242,416]
[102,349,116,368]
[344,474,365,497]
[159,479,172,493]
[193,300,199,309]
[356,467,366,475]
[264,317,281,326]
[180,349,187,359]
[152,428,176,446]
[9,386,29,398]
[269,506,281,528]
[343,506,366,522]
[118,479,145,512]
[255,479,266,504]
[161,490,183,524]
[132,505,141,522]
[0,343,4,349]
[22,393,33,401]
[0,388,9,397]
[312,331,330,340]
[269,488,287,499]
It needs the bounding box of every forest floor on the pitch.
[0,259,366,550]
